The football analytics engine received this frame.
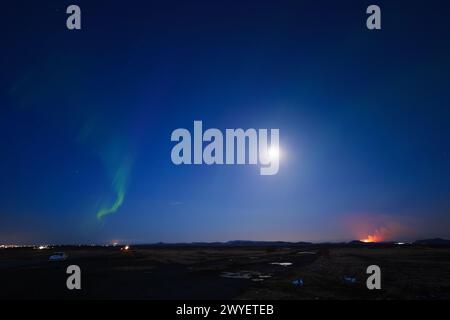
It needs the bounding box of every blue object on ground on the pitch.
[343,276,357,284]
[292,279,304,286]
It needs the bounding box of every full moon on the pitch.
[268,146,280,161]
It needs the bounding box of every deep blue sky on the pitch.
[1,0,450,244]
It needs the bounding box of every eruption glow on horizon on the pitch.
[360,233,383,243]
[347,213,416,243]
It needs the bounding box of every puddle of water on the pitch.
[297,251,316,255]
[270,262,293,266]
[220,271,272,281]
[220,272,252,279]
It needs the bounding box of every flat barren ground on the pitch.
[1,245,450,299]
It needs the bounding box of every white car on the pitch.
[49,252,68,261]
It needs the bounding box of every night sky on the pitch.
[1,0,450,244]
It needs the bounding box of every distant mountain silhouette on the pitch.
[348,240,366,245]
[225,240,312,247]
[129,238,450,248]
[346,240,399,246]
[413,238,450,245]
[136,240,312,248]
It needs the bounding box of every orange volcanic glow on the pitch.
[349,213,413,244]
[360,234,383,243]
